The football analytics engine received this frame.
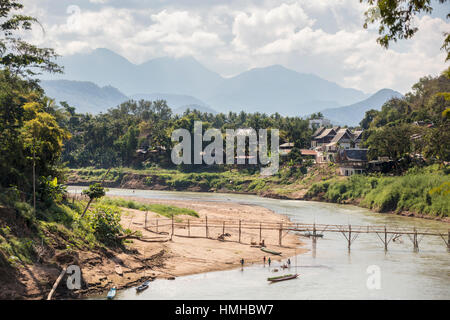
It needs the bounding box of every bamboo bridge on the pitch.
[142,215,450,252]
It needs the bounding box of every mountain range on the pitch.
[41,48,372,114]
[40,48,402,124]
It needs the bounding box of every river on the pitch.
[69,187,450,300]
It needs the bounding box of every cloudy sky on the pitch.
[22,0,449,94]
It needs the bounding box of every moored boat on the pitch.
[267,274,298,282]
[136,280,150,292]
[107,287,117,299]
[260,247,281,255]
[303,232,324,238]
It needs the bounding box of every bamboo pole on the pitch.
[206,216,208,238]
[223,221,225,235]
[188,219,190,237]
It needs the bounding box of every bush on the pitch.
[86,205,123,245]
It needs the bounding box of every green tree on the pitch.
[0,0,64,196]
[81,183,106,217]
[366,123,417,165]
[361,0,449,60]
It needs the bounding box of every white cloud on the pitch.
[232,2,315,52]
[19,0,450,93]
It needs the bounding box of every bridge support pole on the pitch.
[144,211,148,229]
[188,219,190,237]
[279,223,282,247]
[447,230,449,252]
[312,236,317,259]
[384,226,388,251]
[171,215,174,240]
[260,223,262,243]
[413,228,419,252]
[239,220,241,243]
[348,225,352,251]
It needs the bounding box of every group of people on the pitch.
[239,257,291,268]
[264,256,291,268]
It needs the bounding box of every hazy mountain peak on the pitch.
[319,88,403,126]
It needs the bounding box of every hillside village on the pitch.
[278,122,370,176]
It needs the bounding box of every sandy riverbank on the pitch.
[76,196,305,298]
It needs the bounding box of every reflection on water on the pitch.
[69,187,450,300]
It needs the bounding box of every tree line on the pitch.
[361,68,450,168]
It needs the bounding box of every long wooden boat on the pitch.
[260,247,281,255]
[267,274,298,282]
[303,232,324,238]
[107,287,117,299]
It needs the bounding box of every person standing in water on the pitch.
[268,257,271,266]
[263,256,266,266]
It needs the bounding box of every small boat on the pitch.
[303,232,324,238]
[260,247,281,255]
[267,274,298,283]
[136,280,150,293]
[107,287,116,300]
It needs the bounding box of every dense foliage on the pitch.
[361,69,450,167]
[60,100,312,170]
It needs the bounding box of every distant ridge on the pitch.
[319,89,403,126]
[40,80,218,114]
[40,80,128,114]
[42,48,372,116]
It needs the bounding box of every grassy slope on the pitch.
[99,197,199,218]
[305,165,449,217]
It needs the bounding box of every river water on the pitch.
[69,187,450,300]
